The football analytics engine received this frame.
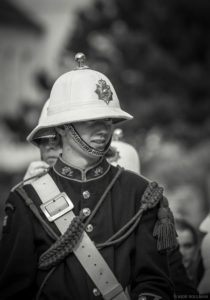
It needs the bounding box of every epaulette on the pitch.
[140,181,163,210]
[140,181,178,251]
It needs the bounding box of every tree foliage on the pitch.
[65,0,210,146]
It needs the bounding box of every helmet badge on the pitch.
[95,79,113,104]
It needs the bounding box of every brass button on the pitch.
[82,208,91,217]
[86,224,93,232]
[93,288,100,296]
[82,190,90,199]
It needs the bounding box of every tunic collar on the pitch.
[53,156,110,182]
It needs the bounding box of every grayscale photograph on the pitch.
[0,0,210,299]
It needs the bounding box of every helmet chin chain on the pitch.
[64,124,111,158]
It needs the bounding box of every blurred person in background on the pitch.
[106,128,141,175]
[175,218,203,288]
[23,100,62,181]
[166,184,206,229]
[0,53,175,300]
[198,213,210,296]
[23,132,62,180]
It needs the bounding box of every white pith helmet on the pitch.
[198,231,210,293]
[106,128,141,174]
[199,213,210,233]
[27,53,133,144]
[28,99,57,146]
[109,140,141,175]
[198,213,210,294]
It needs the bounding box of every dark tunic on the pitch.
[0,157,174,300]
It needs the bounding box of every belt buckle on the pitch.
[40,192,74,222]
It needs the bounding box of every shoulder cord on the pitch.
[96,181,163,249]
[38,211,86,269]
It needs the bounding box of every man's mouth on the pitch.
[46,156,58,165]
[91,134,108,142]
[91,137,108,150]
[91,138,106,144]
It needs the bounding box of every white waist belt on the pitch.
[31,174,129,300]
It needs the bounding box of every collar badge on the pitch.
[61,166,74,177]
[94,166,104,176]
[95,79,113,104]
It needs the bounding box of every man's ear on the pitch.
[55,126,65,137]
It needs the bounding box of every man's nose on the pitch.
[179,246,185,255]
[97,123,112,134]
[45,144,57,150]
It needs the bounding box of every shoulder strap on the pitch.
[31,173,129,300]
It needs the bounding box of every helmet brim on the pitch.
[27,106,133,144]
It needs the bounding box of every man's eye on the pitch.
[104,118,113,124]
[86,120,95,126]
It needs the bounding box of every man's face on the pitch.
[39,137,61,166]
[177,229,197,269]
[65,119,114,154]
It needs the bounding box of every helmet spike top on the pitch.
[74,52,89,70]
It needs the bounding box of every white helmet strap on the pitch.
[64,124,111,158]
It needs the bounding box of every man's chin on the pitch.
[183,260,190,269]
[46,157,57,167]
[91,142,106,151]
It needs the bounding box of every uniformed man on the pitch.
[23,100,62,181]
[0,53,176,300]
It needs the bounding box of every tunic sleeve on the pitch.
[0,190,38,300]
[130,204,174,299]
[168,246,199,296]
